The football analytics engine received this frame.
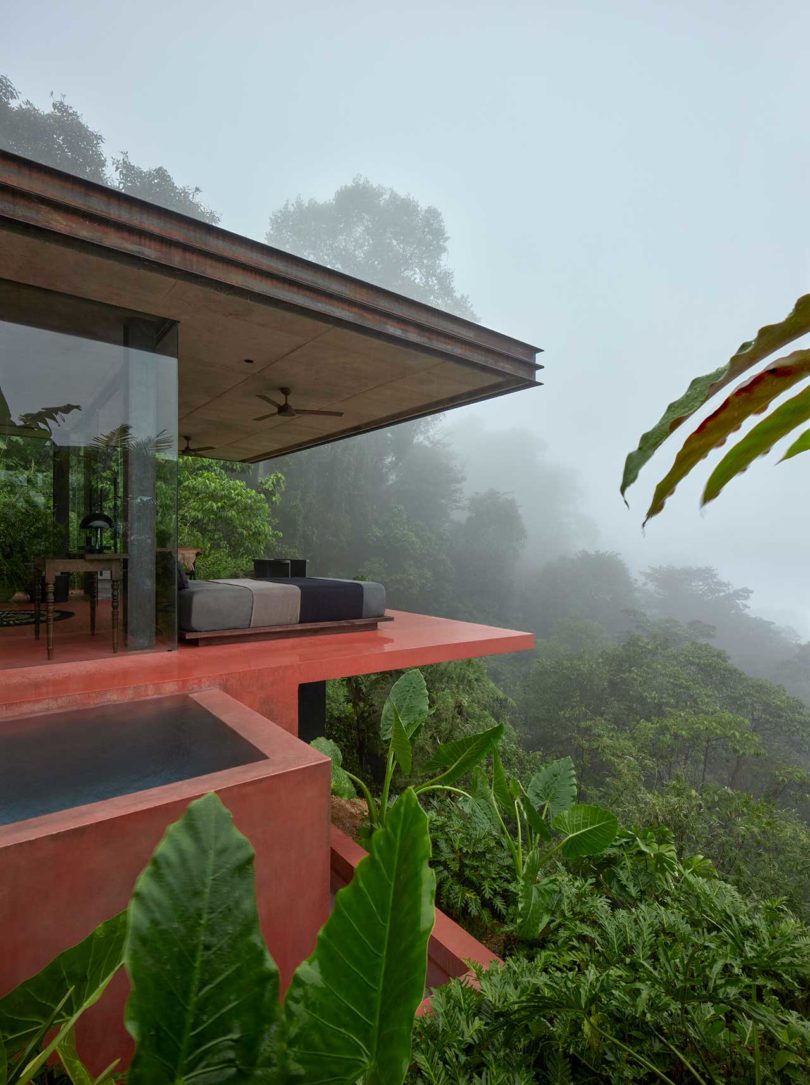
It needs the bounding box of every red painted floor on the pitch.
[0,598,166,670]
[0,609,534,725]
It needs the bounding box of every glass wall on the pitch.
[0,280,178,665]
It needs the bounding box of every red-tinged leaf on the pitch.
[702,384,810,505]
[645,350,810,521]
[621,293,810,499]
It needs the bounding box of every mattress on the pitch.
[178,576,386,633]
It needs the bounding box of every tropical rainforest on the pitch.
[1,78,809,1083]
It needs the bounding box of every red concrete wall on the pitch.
[0,691,331,1075]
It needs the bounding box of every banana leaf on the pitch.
[645,350,810,520]
[621,293,810,498]
[702,384,810,505]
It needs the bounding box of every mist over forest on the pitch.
[4,11,810,1074]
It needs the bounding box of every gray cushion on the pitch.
[178,580,253,632]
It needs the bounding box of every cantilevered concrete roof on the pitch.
[0,150,541,462]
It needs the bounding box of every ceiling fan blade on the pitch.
[256,394,283,409]
[194,446,215,453]
[253,411,278,422]
[295,408,345,417]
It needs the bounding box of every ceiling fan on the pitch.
[254,387,345,422]
[181,434,215,456]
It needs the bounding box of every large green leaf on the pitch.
[391,712,413,776]
[55,1028,119,1085]
[463,770,501,834]
[283,788,435,1085]
[527,756,577,820]
[515,874,561,941]
[311,737,356,799]
[125,792,279,1085]
[417,724,504,789]
[380,670,428,742]
[491,749,513,814]
[621,293,810,498]
[645,350,810,521]
[553,804,618,858]
[702,384,810,505]
[0,912,125,1058]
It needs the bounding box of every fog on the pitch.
[5,0,810,632]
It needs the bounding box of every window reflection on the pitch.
[0,280,178,665]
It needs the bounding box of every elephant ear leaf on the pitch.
[644,350,810,521]
[553,804,618,858]
[0,911,125,1067]
[381,670,429,741]
[418,724,504,789]
[515,876,561,941]
[702,384,810,505]
[283,788,434,1085]
[125,792,280,1085]
[527,756,577,819]
[621,293,810,499]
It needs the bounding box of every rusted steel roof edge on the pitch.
[0,150,542,382]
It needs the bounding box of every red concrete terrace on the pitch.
[0,609,534,725]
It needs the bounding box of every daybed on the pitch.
[178,576,390,644]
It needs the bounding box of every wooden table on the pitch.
[34,555,126,660]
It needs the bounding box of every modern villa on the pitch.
[0,148,540,1070]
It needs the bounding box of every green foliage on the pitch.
[285,790,435,1084]
[267,177,476,318]
[0,914,125,1084]
[429,800,515,943]
[608,781,810,922]
[326,660,529,791]
[448,490,526,625]
[125,793,279,1083]
[110,152,218,222]
[466,755,618,941]
[0,75,218,221]
[381,669,430,742]
[644,351,810,520]
[623,293,810,517]
[344,669,504,837]
[0,467,60,595]
[177,457,284,579]
[526,755,577,818]
[310,736,357,799]
[553,804,620,858]
[0,75,107,183]
[521,623,810,813]
[410,868,810,1083]
[2,791,435,1085]
[270,422,463,614]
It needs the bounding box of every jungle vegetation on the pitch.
[2,78,810,1082]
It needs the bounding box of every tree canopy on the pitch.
[267,177,476,318]
[0,75,218,222]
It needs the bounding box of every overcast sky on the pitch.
[6,0,810,631]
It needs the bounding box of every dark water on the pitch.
[0,694,264,825]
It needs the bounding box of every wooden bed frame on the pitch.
[179,614,394,646]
